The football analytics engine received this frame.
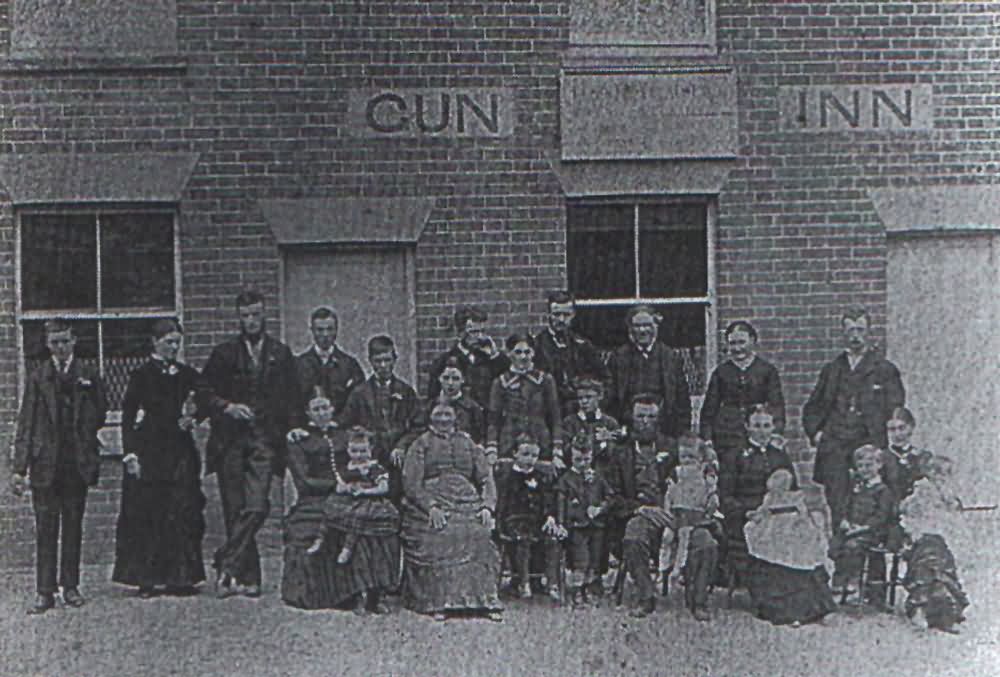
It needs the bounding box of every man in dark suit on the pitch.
[294,306,364,420]
[427,305,509,411]
[606,305,691,439]
[341,335,420,480]
[803,305,905,526]
[532,291,608,418]
[12,320,107,614]
[201,290,301,598]
[603,396,676,599]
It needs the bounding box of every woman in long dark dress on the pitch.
[112,319,206,596]
[282,394,401,611]
[700,320,786,458]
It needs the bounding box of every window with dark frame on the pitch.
[18,209,179,414]
[566,198,712,392]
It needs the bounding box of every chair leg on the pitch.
[888,553,900,607]
[661,567,671,597]
[613,564,626,607]
[858,552,870,609]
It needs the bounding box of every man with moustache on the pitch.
[12,320,107,614]
[202,290,300,598]
[606,306,691,439]
[428,306,509,411]
[532,291,608,418]
[803,305,905,526]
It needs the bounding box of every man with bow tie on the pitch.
[532,292,608,418]
[201,290,301,598]
[12,320,107,614]
[428,306,509,412]
[606,306,691,439]
[803,305,905,527]
[294,306,364,421]
[340,335,419,492]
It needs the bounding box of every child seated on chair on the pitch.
[554,434,612,607]
[308,426,400,566]
[494,434,562,600]
[560,378,621,476]
[743,468,836,625]
[658,432,721,587]
[828,444,896,604]
[899,454,970,633]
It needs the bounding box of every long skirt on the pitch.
[112,462,206,588]
[746,558,837,625]
[903,533,968,630]
[282,498,401,610]
[400,477,501,614]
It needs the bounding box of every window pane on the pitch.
[573,303,707,393]
[638,203,708,297]
[21,214,97,311]
[22,320,99,374]
[573,303,706,351]
[101,212,175,309]
[567,203,635,299]
[104,318,161,410]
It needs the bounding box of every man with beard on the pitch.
[803,305,905,527]
[428,306,508,411]
[601,396,677,601]
[532,291,608,418]
[202,290,300,598]
[606,306,691,439]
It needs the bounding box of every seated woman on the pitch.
[899,455,970,634]
[401,402,503,622]
[281,393,400,611]
[744,469,836,626]
[718,404,797,589]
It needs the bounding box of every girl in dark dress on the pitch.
[112,318,207,597]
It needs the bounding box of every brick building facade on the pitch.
[1,1,997,568]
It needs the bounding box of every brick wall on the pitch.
[2,1,998,567]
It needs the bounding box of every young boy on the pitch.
[494,434,561,600]
[560,378,621,476]
[828,445,897,605]
[553,434,613,607]
[658,432,720,588]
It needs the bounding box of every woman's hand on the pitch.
[429,506,448,530]
[478,508,494,529]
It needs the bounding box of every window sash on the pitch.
[15,208,182,412]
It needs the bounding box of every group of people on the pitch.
[10,291,972,633]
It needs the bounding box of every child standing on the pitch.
[494,435,562,600]
[744,468,836,625]
[828,444,896,605]
[658,432,720,592]
[553,435,612,607]
[487,333,563,466]
[307,426,400,614]
[560,378,621,476]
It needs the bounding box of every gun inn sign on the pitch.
[348,88,514,138]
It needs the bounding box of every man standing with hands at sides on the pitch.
[532,291,609,418]
[294,306,364,419]
[12,320,107,614]
[428,306,509,412]
[202,290,300,599]
[607,306,691,440]
[803,305,905,527]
